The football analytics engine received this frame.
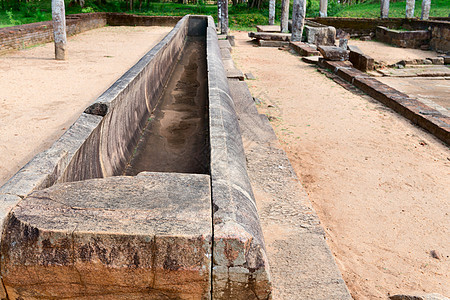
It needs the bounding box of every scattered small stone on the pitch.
[389,293,449,300]
[421,44,431,51]
[430,250,441,260]
[267,104,274,108]
[245,73,256,80]
[427,57,444,65]
[360,35,371,41]
[423,59,433,65]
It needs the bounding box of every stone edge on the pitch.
[206,16,272,299]
[319,59,450,145]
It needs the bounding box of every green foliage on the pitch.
[81,6,96,13]
[6,9,20,25]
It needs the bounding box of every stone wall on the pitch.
[0,13,183,55]
[376,26,431,48]
[0,13,107,55]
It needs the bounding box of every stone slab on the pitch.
[290,41,321,56]
[378,65,450,77]
[302,56,321,64]
[259,40,289,47]
[248,31,291,41]
[256,25,281,32]
[218,39,232,52]
[1,172,212,299]
[318,45,349,61]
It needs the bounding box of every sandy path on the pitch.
[348,39,441,65]
[231,31,450,299]
[0,26,171,186]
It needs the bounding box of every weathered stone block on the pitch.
[304,25,336,46]
[349,48,375,72]
[1,172,212,299]
[259,40,289,47]
[290,41,321,56]
[318,45,349,61]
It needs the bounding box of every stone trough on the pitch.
[0,15,271,299]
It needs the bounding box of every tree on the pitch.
[421,0,431,20]
[52,0,67,60]
[405,0,415,18]
[380,0,389,18]
[292,0,306,42]
[320,0,327,17]
[269,0,275,25]
[281,0,289,33]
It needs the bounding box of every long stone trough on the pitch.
[0,15,271,299]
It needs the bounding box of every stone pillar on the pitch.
[421,0,431,20]
[291,0,306,42]
[52,0,67,60]
[220,0,228,35]
[217,0,222,33]
[320,0,327,17]
[380,0,390,19]
[269,0,276,25]
[281,0,290,33]
[405,0,415,18]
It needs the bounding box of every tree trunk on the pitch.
[380,0,389,18]
[52,0,67,60]
[405,0,415,18]
[319,0,327,17]
[130,0,133,11]
[280,0,289,33]
[421,0,430,20]
[269,0,275,25]
[291,0,306,42]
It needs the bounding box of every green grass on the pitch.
[0,0,448,30]
[335,0,449,18]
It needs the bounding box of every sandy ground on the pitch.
[0,26,171,186]
[231,31,450,299]
[348,39,441,65]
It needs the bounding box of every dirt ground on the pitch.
[0,26,171,186]
[231,31,450,299]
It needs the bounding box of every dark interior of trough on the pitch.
[124,19,209,176]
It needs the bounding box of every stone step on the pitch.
[1,172,212,299]
[249,31,291,41]
[290,41,321,56]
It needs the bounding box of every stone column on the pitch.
[217,0,222,33]
[405,0,415,18]
[220,0,228,35]
[269,0,276,25]
[52,0,67,60]
[380,0,390,19]
[421,0,431,20]
[291,0,306,42]
[320,0,327,17]
[281,0,290,33]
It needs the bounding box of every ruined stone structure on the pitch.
[0,15,271,299]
